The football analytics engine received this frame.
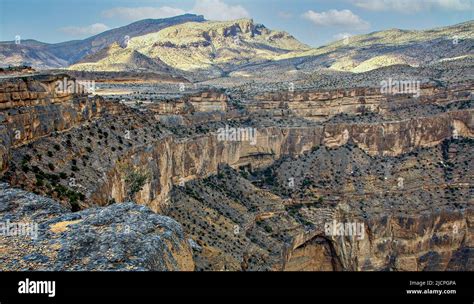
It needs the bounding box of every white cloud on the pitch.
[352,0,421,11]
[333,32,353,41]
[428,0,473,10]
[352,0,473,12]
[302,9,370,30]
[192,0,250,21]
[59,23,110,36]
[102,6,186,21]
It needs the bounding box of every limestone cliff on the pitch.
[0,74,119,174]
[97,109,473,212]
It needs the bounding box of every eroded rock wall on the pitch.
[247,84,473,121]
[99,109,473,212]
[284,209,472,271]
[0,75,120,174]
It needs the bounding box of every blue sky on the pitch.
[0,0,472,46]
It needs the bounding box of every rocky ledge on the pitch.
[0,183,194,271]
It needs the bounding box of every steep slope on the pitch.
[0,40,68,69]
[49,14,206,64]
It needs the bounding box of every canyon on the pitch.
[0,14,472,272]
[0,69,472,271]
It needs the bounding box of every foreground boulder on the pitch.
[0,183,194,271]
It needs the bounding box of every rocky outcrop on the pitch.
[0,66,36,76]
[0,75,113,144]
[247,84,473,121]
[187,91,228,112]
[0,74,120,174]
[0,183,194,271]
[283,208,472,271]
[7,108,467,213]
[270,138,474,271]
[148,90,228,115]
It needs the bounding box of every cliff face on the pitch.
[0,14,207,70]
[323,110,473,156]
[96,109,472,212]
[2,76,473,212]
[1,18,472,82]
[247,84,473,121]
[283,207,472,271]
[271,134,473,271]
[162,135,473,271]
[0,75,120,174]
[148,91,228,115]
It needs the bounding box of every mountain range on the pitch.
[0,14,472,80]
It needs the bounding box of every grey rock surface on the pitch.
[0,183,194,271]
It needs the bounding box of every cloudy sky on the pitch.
[0,0,472,46]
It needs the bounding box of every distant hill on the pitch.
[270,21,474,72]
[69,18,309,77]
[0,16,472,80]
[0,14,205,70]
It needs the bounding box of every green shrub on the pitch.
[125,168,149,200]
[22,154,32,164]
[35,178,44,187]
[302,178,312,187]
[264,225,273,233]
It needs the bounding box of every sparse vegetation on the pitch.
[124,166,150,200]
